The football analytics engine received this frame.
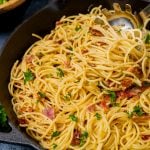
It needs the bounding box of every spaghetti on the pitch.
[9,6,150,150]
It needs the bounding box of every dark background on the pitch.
[0,0,49,149]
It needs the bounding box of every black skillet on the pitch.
[0,0,149,149]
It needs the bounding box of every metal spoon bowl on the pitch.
[103,3,150,30]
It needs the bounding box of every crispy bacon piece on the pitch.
[26,55,34,64]
[64,61,70,68]
[56,21,62,26]
[19,106,33,113]
[121,77,133,89]
[71,129,81,145]
[96,41,107,46]
[90,28,103,36]
[100,100,109,112]
[117,86,148,100]
[87,104,96,112]
[18,118,28,124]
[141,135,150,140]
[127,67,142,77]
[43,107,55,120]
[133,115,150,123]
[81,49,88,54]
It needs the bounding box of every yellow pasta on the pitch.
[8,7,150,150]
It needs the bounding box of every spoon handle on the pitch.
[139,4,150,30]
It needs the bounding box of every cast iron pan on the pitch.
[0,0,149,149]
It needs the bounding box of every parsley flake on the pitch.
[95,113,101,120]
[133,105,144,116]
[38,92,46,98]
[52,131,60,138]
[144,33,150,44]
[75,25,81,31]
[80,131,88,146]
[56,68,64,78]
[23,69,34,84]
[64,93,71,100]
[69,114,78,122]
[53,143,57,149]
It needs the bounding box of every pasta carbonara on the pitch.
[8,6,150,150]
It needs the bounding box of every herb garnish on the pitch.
[67,46,73,51]
[64,93,71,100]
[52,143,57,149]
[126,105,144,118]
[23,69,34,84]
[52,131,60,138]
[56,68,64,78]
[38,92,46,98]
[69,114,78,122]
[144,33,150,44]
[133,105,144,116]
[0,0,8,4]
[95,113,101,120]
[107,91,118,106]
[75,25,81,31]
[80,131,88,146]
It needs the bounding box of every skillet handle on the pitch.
[0,123,40,150]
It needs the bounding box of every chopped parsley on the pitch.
[133,105,144,116]
[144,33,150,44]
[126,111,134,118]
[38,92,46,98]
[80,131,88,146]
[52,143,57,149]
[56,68,64,78]
[107,91,118,106]
[23,69,34,84]
[69,114,78,122]
[75,25,81,31]
[126,105,144,118]
[95,113,101,120]
[64,93,71,100]
[52,131,60,138]
[0,0,8,4]
[67,46,73,51]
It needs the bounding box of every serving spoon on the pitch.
[102,3,150,30]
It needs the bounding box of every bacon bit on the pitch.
[87,104,96,112]
[88,63,96,67]
[26,55,34,64]
[117,86,146,100]
[71,129,81,145]
[56,40,62,44]
[90,28,103,36]
[100,100,109,112]
[28,107,34,112]
[18,118,28,124]
[56,21,62,26]
[43,107,55,120]
[96,42,107,46]
[19,107,33,113]
[141,135,150,140]
[132,115,150,123]
[121,77,133,89]
[64,61,70,68]
[127,67,142,77]
[81,49,88,54]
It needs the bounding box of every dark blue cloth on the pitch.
[0,0,48,149]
